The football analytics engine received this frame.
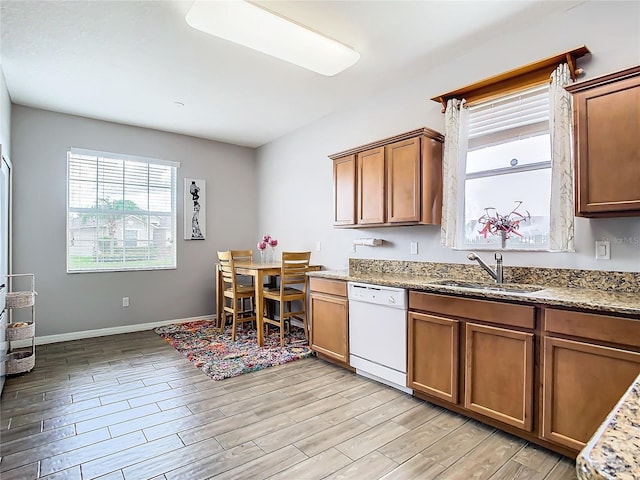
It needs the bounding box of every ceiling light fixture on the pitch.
[185,0,360,76]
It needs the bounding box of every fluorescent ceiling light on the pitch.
[185,0,360,76]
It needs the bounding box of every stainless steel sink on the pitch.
[429,279,544,293]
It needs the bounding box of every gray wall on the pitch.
[256,0,640,273]
[11,106,258,336]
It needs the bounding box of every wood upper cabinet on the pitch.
[357,147,386,225]
[330,127,443,227]
[566,66,640,217]
[465,323,534,431]
[541,307,640,451]
[333,155,356,226]
[408,311,459,403]
[309,278,349,365]
[386,138,421,223]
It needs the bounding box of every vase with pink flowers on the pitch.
[257,234,278,263]
[477,201,530,248]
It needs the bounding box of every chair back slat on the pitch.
[230,250,253,264]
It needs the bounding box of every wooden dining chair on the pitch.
[217,250,256,340]
[262,251,311,347]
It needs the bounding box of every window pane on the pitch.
[149,186,172,212]
[467,134,551,174]
[464,169,551,249]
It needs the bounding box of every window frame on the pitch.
[66,148,180,273]
[457,84,553,251]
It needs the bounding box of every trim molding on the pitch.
[10,315,215,348]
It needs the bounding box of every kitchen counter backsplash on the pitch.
[349,259,640,294]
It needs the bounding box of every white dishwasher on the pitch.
[348,281,412,394]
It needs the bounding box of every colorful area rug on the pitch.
[154,320,315,380]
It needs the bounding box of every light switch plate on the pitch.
[595,240,610,260]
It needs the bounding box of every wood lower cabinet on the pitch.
[407,292,640,458]
[542,307,640,451]
[542,336,640,451]
[465,323,533,431]
[408,291,535,435]
[407,311,459,403]
[309,278,349,365]
[566,65,640,217]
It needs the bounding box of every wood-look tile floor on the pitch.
[0,330,578,480]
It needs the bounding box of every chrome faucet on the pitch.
[467,252,503,284]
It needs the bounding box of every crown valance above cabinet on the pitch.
[329,127,444,228]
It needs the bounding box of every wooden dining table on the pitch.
[215,261,321,346]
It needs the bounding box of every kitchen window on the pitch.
[436,47,587,252]
[67,148,179,273]
[462,85,551,250]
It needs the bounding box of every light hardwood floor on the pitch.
[0,330,578,480]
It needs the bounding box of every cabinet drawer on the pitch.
[409,291,535,329]
[544,308,640,348]
[309,278,347,297]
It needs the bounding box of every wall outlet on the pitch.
[122,297,130,307]
[595,240,610,260]
[410,241,418,255]
[315,241,322,252]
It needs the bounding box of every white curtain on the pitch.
[549,63,575,252]
[441,98,468,247]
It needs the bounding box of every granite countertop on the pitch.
[308,269,640,316]
[576,373,640,480]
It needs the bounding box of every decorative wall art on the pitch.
[184,178,206,240]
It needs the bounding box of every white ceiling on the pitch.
[0,0,583,148]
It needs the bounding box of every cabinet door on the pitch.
[542,336,640,451]
[357,147,385,224]
[333,155,356,226]
[408,312,459,403]
[309,292,348,364]
[386,138,421,223]
[420,137,443,225]
[465,323,534,431]
[572,70,640,216]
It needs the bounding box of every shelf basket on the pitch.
[5,291,36,309]
[6,322,35,341]
[6,350,35,375]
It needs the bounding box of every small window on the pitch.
[67,148,179,272]
[461,85,551,250]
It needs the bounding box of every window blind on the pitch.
[468,84,550,144]
[67,149,178,273]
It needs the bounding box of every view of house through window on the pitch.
[461,85,552,250]
[67,148,178,272]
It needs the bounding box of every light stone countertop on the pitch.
[576,373,640,480]
[307,269,640,316]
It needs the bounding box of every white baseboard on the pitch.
[10,314,215,347]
